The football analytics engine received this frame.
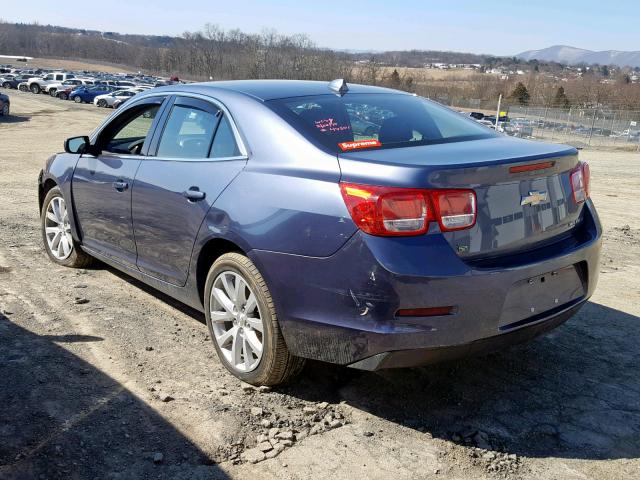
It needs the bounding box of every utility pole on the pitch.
[588,109,597,146]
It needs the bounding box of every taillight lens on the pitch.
[340,183,476,236]
[432,190,477,231]
[340,184,430,236]
[570,161,590,204]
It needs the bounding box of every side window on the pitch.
[156,105,219,159]
[101,104,160,155]
[210,115,241,158]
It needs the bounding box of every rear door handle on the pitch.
[183,187,206,202]
[113,180,129,191]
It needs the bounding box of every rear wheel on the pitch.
[204,253,305,386]
[58,92,68,100]
[2,82,10,89]
[97,99,107,108]
[73,95,83,103]
[41,187,93,268]
[1,103,8,116]
[19,84,28,92]
[30,84,41,94]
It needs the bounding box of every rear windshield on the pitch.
[267,93,497,153]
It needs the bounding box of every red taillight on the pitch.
[570,161,590,204]
[432,190,477,231]
[340,183,476,236]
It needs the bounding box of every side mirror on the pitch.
[64,135,90,154]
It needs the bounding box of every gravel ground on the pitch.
[1,91,639,480]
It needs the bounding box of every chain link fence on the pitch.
[505,105,640,150]
[439,96,640,151]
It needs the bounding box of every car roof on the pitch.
[157,79,406,102]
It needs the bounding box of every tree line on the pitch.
[1,21,638,110]
[0,22,350,81]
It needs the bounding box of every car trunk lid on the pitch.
[338,136,583,260]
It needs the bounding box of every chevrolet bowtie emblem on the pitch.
[520,191,548,206]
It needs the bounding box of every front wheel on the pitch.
[73,95,83,103]
[2,82,10,89]
[1,103,8,116]
[30,84,41,94]
[41,187,93,268]
[49,88,57,97]
[58,92,68,100]
[97,99,107,108]
[204,253,305,386]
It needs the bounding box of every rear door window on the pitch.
[210,115,241,158]
[156,103,220,159]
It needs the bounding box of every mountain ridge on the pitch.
[517,45,640,68]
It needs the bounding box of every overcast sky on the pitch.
[2,0,638,55]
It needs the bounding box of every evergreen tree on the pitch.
[509,82,530,106]
[389,69,401,89]
[553,86,571,108]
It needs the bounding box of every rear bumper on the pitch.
[249,200,602,366]
[348,300,582,370]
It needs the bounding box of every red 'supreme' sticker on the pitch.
[338,139,382,151]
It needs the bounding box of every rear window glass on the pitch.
[267,93,496,152]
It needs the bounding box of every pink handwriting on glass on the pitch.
[314,118,350,133]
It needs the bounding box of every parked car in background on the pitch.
[55,85,77,100]
[38,80,601,386]
[1,75,36,89]
[69,85,121,104]
[112,97,131,109]
[27,72,76,94]
[93,88,144,108]
[465,111,485,120]
[0,73,16,82]
[0,92,9,116]
[45,78,93,97]
[504,121,534,138]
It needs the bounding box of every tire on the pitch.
[73,95,83,103]
[30,84,41,94]
[58,92,68,100]
[97,99,107,108]
[49,88,57,97]
[2,82,10,89]
[19,84,28,92]
[41,187,93,268]
[1,103,8,116]
[204,252,305,386]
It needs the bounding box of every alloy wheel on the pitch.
[209,271,264,372]
[1,104,8,116]
[44,196,74,260]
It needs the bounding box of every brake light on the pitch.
[570,161,590,204]
[340,183,476,236]
[432,190,477,231]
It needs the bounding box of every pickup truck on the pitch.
[27,72,76,94]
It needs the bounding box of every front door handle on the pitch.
[113,180,129,191]
[183,187,206,202]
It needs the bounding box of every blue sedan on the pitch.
[69,85,120,104]
[38,80,601,385]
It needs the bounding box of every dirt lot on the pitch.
[0,91,639,480]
